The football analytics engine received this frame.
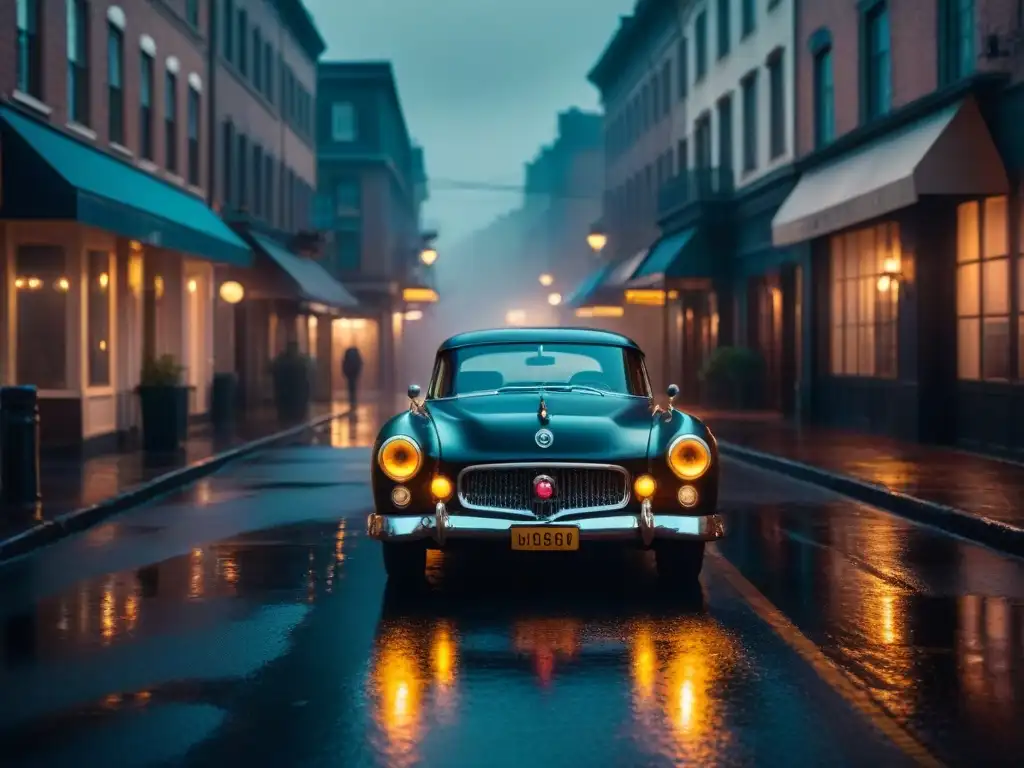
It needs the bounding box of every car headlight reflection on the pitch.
[667,436,711,480]
[378,436,422,482]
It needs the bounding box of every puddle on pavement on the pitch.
[243,480,365,491]
[0,519,351,673]
[717,501,1024,762]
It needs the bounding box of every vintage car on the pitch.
[366,328,725,583]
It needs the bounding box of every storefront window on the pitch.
[87,250,111,386]
[828,222,899,378]
[957,197,1009,380]
[16,245,68,389]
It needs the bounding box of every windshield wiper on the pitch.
[494,384,606,396]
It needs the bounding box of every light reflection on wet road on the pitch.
[0,421,1022,765]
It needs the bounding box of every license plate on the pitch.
[510,526,579,551]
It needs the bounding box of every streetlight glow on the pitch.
[547,292,562,306]
[506,309,527,325]
[419,247,438,266]
[219,281,245,304]
[586,226,608,253]
[539,273,554,287]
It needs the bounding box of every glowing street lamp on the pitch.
[539,273,554,287]
[419,247,438,266]
[219,281,245,304]
[547,292,562,306]
[586,226,607,253]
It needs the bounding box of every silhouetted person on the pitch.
[342,346,363,407]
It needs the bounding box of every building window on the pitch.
[67,0,89,125]
[677,37,688,99]
[222,120,234,206]
[107,23,124,144]
[957,197,1010,380]
[335,230,361,271]
[331,102,356,141]
[813,46,835,147]
[767,49,785,159]
[87,250,111,387]
[15,245,68,389]
[165,71,178,172]
[651,74,660,122]
[264,154,274,222]
[237,134,248,210]
[140,52,155,159]
[253,28,262,91]
[661,61,671,117]
[742,0,755,37]
[829,222,900,378]
[864,2,892,120]
[187,85,200,185]
[16,0,43,99]
[677,138,688,175]
[223,0,234,61]
[186,0,199,27]
[695,11,707,80]
[335,178,360,214]
[253,145,263,217]
[940,0,975,84]
[741,71,757,173]
[694,113,712,169]
[264,43,274,101]
[717,0,730,59]
[717,94,732,171]
[238,9,247,77]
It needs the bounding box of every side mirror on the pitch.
[408,384,421,401]
[666,384,679,402]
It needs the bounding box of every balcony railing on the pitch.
[657,167,734,218]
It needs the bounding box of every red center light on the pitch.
[534,479,554,500]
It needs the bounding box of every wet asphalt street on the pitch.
[1,410,1022,767]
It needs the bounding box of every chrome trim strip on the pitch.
[666,435,712,481]
[367,511,726,543]
[456,462,631,519]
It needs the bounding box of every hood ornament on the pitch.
[537,395,550,424]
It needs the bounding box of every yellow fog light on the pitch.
[634,474,656,500]
[431,474,453,501]
[378,436,422,482]
[391,486,412,508]
[667,436,711,480]
[677,485,698,508]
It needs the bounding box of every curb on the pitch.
[718,441,1024,558]
[0,411,347,564]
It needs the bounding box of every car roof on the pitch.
[437,327,641,352]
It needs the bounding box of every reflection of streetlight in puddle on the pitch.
[101,578,116,645]
[189,549,204,599]
[371,627,424,768]
[631,624,656,703]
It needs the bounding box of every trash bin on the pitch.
[211,373,237,432]
[0,385,41,505]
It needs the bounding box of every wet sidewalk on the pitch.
[694,410,1024,547]
[0,402,356,557]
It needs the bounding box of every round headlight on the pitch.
[667,436,711,480]
[378,435,422,482]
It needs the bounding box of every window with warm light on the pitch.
[828,222,900,378]
[16,245,68,389]
[88,250,111,386]
[957,197,1009,380]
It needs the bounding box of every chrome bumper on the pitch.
[366,500,726,546]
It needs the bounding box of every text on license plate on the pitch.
[511,526,579,551]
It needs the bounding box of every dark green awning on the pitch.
[628,227,715,287]
[565,260,618,308]
[0,106,251,266]
[250,233,358,308]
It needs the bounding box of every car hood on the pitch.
[425,391,654,463]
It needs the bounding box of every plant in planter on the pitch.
[137,354,188,453]
[271,341,313,423]
[698,346,767,410]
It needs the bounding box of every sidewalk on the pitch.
[693,409,1024,555]
[0,401,354,562]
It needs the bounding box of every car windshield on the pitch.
[435,343,650,397]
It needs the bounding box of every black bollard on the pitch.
[210,372,238,434]
[1,385,41,505]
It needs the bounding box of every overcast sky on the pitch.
[304,0,633,248]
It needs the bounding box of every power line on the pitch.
[427,177,601,201]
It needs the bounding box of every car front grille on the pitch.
[457,463,630,516]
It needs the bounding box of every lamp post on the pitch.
[419,247,438,266]
[586,225,607,254]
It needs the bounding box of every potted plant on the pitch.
[271,341,313,423]
[137,354,187,453]
[698,346,767,410]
